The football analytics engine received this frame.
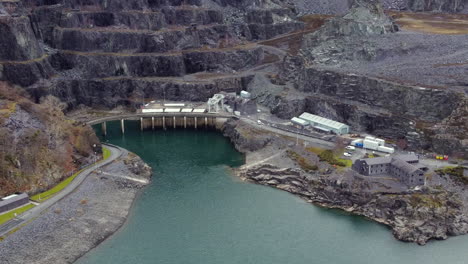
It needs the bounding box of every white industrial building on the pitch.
[297,113,349,135]
[351,136,395,153]
[291,117,309,128]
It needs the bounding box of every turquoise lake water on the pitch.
[78,120,468,264]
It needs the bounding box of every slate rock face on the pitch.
[1,0,302,102]
[405,0,468,12]
[300,0,398,65]
[0,16,44,61]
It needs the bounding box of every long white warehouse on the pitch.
[299,112,350,135]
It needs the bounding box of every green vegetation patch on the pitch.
[436,166,467,184]
[30,169,83,202]
[102,146,111,160]
[305,146,324,155]
[409,194,443,208]
[318,150,349,167]
[287,150,318,172]
[0,203,35,226]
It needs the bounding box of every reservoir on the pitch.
[79,120,468,264]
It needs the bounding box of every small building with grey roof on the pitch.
[352,154,425,187]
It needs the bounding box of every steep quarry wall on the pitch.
[298,68,460,122]
[0,14,55,87]
[0,16,43,61]
[288,0,468,14]
[32,75,253,108]
[1,0,302,107]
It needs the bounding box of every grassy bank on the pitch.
[436,166,467,184]
[103,146,111,160]
[306,147,352,167]
[0,204,36,226]
[31,146,111,202]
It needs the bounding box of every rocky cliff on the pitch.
[239,163,468,245]
[0,82,100,196]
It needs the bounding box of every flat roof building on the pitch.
[164,103,185,107]
[291,117,309,127]
[164,108,181,113]
[0,193,29,214]
[299,113,349,135]
[352,155,425,187]
[142,108,164,113]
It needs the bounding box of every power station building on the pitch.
[297,113,350,135]
[352,154,425,187]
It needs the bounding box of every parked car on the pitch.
[345,146,356,151]
[343,152,352,157]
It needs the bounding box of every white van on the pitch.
[345,146,356,151]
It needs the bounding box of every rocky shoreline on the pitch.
[0,150,152,264]
[222,119,468,245]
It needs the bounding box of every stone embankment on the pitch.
[0,150,152,264]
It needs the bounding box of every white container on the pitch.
[363,139,379,150]
[364,136,376,141]
[377,146,395,154]
[375,138,385,146]
[240,91,251,99]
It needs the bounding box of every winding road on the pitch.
[0,144,122,237]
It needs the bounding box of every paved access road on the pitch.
[240,117,336,149]
[0,144,122,237]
